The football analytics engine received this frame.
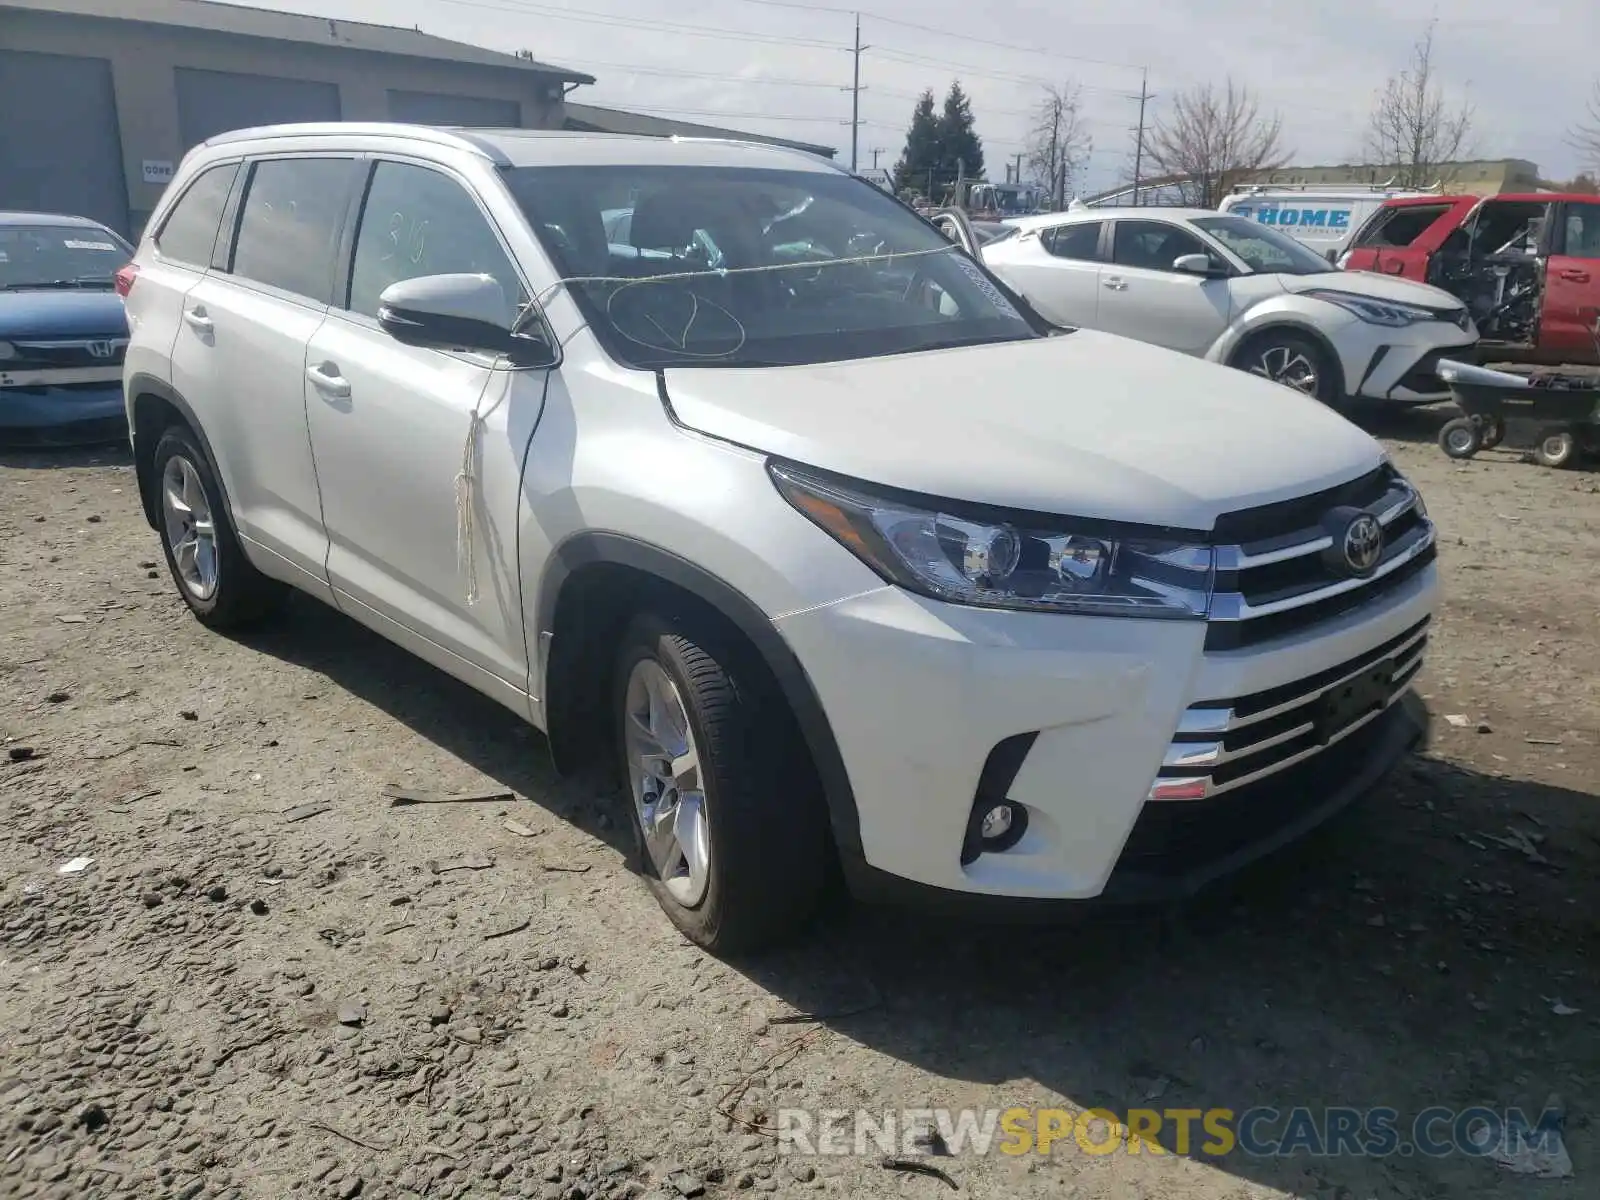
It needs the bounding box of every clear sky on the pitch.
[236,0,1597,193]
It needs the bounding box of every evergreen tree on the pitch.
[937,81,985,187]
[894,90,941,195]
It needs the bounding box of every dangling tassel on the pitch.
[454,370,507,607]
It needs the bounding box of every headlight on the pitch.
[1305,289,1437,327]
[770,462,1214,618]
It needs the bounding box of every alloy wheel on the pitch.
[623,658,711,906]
[161,455,219,601]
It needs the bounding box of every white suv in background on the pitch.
[121,124,1437,953]
[972,207,1478,407]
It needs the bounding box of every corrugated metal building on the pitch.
[0,0,594,235]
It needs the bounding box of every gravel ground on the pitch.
[2,411,1597,1200]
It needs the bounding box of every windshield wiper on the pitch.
[3,277,115,291]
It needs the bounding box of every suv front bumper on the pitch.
[775,559,1436,910]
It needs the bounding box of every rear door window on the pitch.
[228,157,357,304]
[1353,203,1452,249]
[154,163,239,267]
[1041,222,1101,261]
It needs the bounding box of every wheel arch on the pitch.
[535,531,863,860]
[1216,316,1350,400]
[126,374,234,532]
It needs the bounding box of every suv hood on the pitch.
[1278,270,1462,310]
[662,332,1384,531]
[0,291,128,339]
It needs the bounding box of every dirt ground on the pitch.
[2,410,1597,1200]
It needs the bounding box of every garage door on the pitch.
[175,68,341,152]
[388,90,522,128]
[0,49,130,235]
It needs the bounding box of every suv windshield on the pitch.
[501,165,1044,369]
[1191,215,1333,276]
[0,224,130,291]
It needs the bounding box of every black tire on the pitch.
[1438,416,1482,459]
[152,425,286,628]
[1535,429,1576,469]
[1479,416,1506,450]
[1234,330,1341,406]
[612,611,830,955]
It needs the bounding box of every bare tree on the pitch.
[1571,83,1600,173]
[1143,79,1290,207]
[1025,84,1092,210]
[1365,22,1474,188]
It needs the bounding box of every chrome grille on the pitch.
[1150,617,1428,801]
[4,337,128,371]
[1206,465,1436,650]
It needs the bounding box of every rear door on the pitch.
[983,219,1104,326]
[172,154,362,593]
[1344,200,1463,278]
[1542,199,1600,363]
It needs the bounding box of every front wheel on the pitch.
[1438,416,1482,459]
[153,426,285,628]
[1235,331,1340,406]
[613,612,830,954]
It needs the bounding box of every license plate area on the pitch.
[1316,660,1393,743]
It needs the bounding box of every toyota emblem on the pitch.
[1341,513,1384,575]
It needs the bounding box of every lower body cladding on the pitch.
[0,380,127,447]
[775,563,1437,911]
[1349,334,1479,405]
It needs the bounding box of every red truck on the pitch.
[1341,193,1600,365]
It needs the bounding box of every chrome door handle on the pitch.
[1102,277,1127,291]
[306,363,351,399]
[1560,269,1591,283]
[183,308,213,333]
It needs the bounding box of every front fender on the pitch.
[1206,296,1359,395]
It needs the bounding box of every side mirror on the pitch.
[1173,253,1219,276]
[377,273,555,368]
[1325,248,1339,265]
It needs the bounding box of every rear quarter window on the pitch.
[154,163,239,267]
[1354,203,1452,249]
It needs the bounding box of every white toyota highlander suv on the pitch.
[119,124,1437,953]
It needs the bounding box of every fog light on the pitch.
[979,804,1013,840]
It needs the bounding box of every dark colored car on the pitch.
[1,212,134,446]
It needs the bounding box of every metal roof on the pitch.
[563,102,836,159]
[1,0,595,83]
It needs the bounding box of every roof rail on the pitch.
[201,122,509,165]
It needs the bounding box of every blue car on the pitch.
[1,212,135,446]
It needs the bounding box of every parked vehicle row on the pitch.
[118,122,1436,954]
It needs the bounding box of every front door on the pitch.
[303,157,551,704]
[1542,199,1600,364]
[1096,219,1233,355]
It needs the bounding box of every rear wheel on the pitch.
[613,612,830,954]
[1236,330,1339,406]
[1535,429,1576,469]
[153,426,285,628]
[1438,416,1482,459]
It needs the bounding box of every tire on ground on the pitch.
[612,610,831,954]
[152,424,286,628]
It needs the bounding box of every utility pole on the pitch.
[847,13,870,174]
[1012,151,1023,185]
[1131,67,1150,207]
[870,147,884,169]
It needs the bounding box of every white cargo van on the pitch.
[1219,184,1441,260]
